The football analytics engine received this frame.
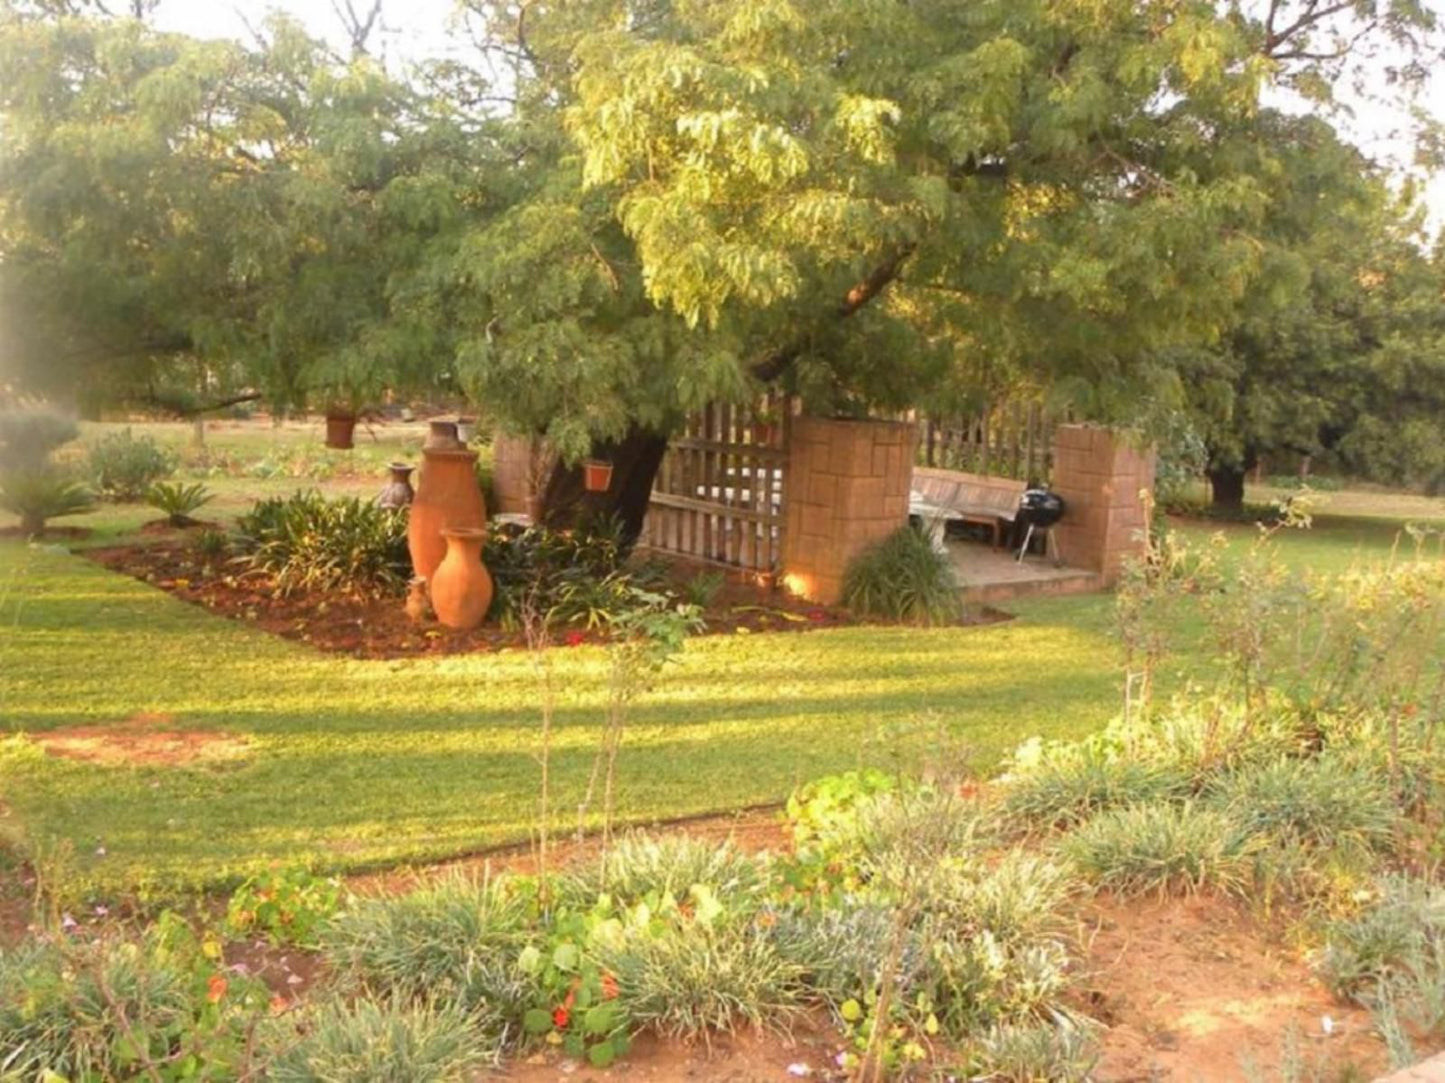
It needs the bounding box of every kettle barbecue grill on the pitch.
[1014,488,1065,564]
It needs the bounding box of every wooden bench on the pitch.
[912,468,1025,548]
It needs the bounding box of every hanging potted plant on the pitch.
[310,352,386,451]
[583,458,614,492]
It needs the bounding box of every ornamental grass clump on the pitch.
[237,490,409,597]
[841,524,962,625]
[1001,736,1193,829]
[1062,802,1262,897]
[560,835,768,913]
[261,996,493,1082]
[966,1019,1100,1082]
[1318,875,1445,1001]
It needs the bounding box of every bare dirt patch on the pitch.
[1084,894,1387,1081]
[35,712,249,768]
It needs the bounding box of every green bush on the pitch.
[0,469,94,534]
[0,406,78,471]
[226,866,343,948]
[1319,875,1445,1000]
[841,524,961,624]
[89,428,178,500]
[237,491,409,597]
[146,480,214,527]
[262,997,492,1082]
[1062,802,1262,897]
[966,1020,1099,1082]
[561,835,768,913]
[600,919,806,1039]
[483,517,629,625]
[1002,739,1193,828]
[320,873,532,1022]
[769,901,900,1006]
[1206,756,1400,855]
[681,569,726,609]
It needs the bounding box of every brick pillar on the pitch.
[1051,424,1155,583]
[781,416,917,604]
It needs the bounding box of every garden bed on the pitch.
[82,539,1005,659]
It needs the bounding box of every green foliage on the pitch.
[0,406,77,471]
[483,519,626,625]
[1002,739,1193,828]
[841,525,961,625]
[236,491,409,598]
[1319,875,1445,1001]
[966,1020,1100,1082]
[1205,756,1400,856]
[89,428,177,501]
[146,480,213,527]
[0,469,94,534]
[261,997,492,1082]
[0,913,268,1081]
[320,873,533,1022]
[193,527,229,560]
[225,866,343,948]
[681,569,726,610]
[1063,803,1263,897]
[782,768,900,894]
[562,835,767,913]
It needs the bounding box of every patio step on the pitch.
[959,566,1105,606]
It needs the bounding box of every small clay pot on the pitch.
[408,447,487,581]
[325,414,357,450]
[377,462,416,509]
[424,420,463,451]
[583,459,614,492]
[455,416,476,444]
[429,527,493,631]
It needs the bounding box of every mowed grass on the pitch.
[2,419,1442,897]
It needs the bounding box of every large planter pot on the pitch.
[325,413,357,450]
[408,448,487,582]
[429,527,494,631]
[376,462,416,509]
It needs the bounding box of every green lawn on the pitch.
[2,421,1442,898]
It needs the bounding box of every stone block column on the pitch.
[781,416,917,604]
[1051,424,1155,583]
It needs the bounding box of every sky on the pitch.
[154,0,1445,234]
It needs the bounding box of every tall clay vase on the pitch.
[429,527,494,631]
[408,448,487,582]
[424,420,463,451]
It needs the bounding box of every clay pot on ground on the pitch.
[376,462,416,509]
[583,459,614,492]
[424,420,463,451]
[429,527,493,631]
[325,413,357,450]
[408,447,487,582]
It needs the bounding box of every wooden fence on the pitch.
[920,402,1055,482]
[640,395,790,576]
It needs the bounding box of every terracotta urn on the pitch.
[325,413,357,450]
[429,527,493,631]
[408,447,486,581]
[376,462,415,509]
[424,420,463,451]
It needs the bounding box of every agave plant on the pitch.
[146,481,214,527]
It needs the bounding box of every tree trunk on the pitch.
[538,425,670,549]
[1207,465,1247,511]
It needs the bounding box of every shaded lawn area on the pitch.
[0,543,1119,897]
[1,480,1439,898]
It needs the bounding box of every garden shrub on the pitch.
[0,469,94,534]
[237,490,409,597]
[146,480,214,527]
[1002,736,1193,828]
[840,524,961,624]
[768,901,902,1007]
[483,517,633,626]
[320,873,532,1023]
[261,996,492,1082]
[1062,802,1262,897]
[560,835,768,913]
[966,1019,1099,1082]
[1206,755,1400,856]
[1318,875,1445,1000]
[226,865,343,948]
[0,405,78,471]
[89,428,178,500]
[599,918,807,1040]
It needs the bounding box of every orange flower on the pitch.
[600,972,619,1000]
[206,974,228,1003]
[269,995,288,1015]
[553,1005,570,1028]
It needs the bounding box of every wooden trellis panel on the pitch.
[921,402,1057,482]
[641,395,790,576]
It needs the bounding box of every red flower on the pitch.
[600,972,619,1000]
[206,974,228,1003]
[553,1006,571,1028]
[807,609,827,622]
[563,630,586,647]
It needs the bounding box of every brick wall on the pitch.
[1051,424,1155,582]
[781,416,917,604]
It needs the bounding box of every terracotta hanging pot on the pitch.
[376,462,415,509]
[325,413,357,450]
[408,447,487,581]
[429,527,494,631]
[424,420,463,451]
[583,459,614,493]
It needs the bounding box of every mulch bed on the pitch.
[82,537,958,659]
